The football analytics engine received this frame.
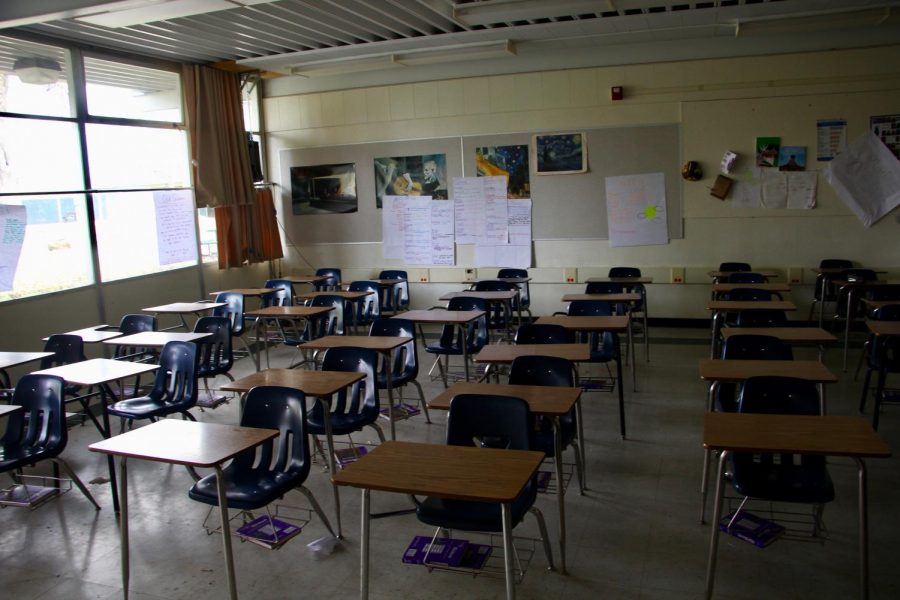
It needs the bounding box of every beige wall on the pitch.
[265,45,900,319]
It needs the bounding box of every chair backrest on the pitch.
[315,268,342,291]
[721,334,793,360]
[193,316,234,377]
[442,296,489,351]
[726,272,767,284]
[40,334,85,369]
[737,376,820,416]
[119,313,157,335]
[146,341,199,410]
[497,269,530,308]
[378,270,410,310]
[263,279,294,307]
[508,355,575,388]
[309,294,347,336]
[234,386,313,481]
[719,288,778,302]
[446,394,531,451]
[0,374,67,460]
[514,323,575,344]
[348,281,381,323]
[719,262,751,272]
[369,318,418,382]
[842,268,877,283]
[866,287,900,302]
[317,346,380,426]
[213,292,245,337]
[608,267,642,278]
[866,304,900,370]
[566,300,615,357]
[820,259,852,269]
[585,282,626,295]
[734,309,789,328]
[473,279,515,292]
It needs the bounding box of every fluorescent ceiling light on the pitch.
[453,0,608,26]
[75,0,265,27]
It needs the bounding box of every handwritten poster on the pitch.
[605,172,668,247]
[817,119,847,161]
[430,200,455,266]
[824,131,900,227]
[154,190,198,265]
[474,199,532,268]
[0,204,27,291]
[382,195,454,265]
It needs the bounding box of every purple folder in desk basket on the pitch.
[403,536,491,570]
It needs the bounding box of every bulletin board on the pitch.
[278,123,681,244]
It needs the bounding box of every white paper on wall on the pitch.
[154,190,198,265]
[0,204,27,291]
[823,131,900,227]
[605,172,668,247]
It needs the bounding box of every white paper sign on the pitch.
[430,200,455,266]
[154,190,198,265]
[0,204,27,291]
[381,195,404,259]
[824,131,900,227]
[452,177,484,244]
[605,172,668,247]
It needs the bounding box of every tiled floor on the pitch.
[2,327,898,599]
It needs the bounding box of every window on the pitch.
[0,34,208,300]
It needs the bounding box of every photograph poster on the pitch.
[374,154,448,208]
[475,144,530,198]
[777,146,806,171]
[533,132,588,174]
[755,136,780,167]
[291,163,357,215]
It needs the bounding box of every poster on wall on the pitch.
[0,204,26,291]
[755,137,780,167]
[870,114,900,160]
[533,133,587,174]
[816,119,847,161]
[475,144,530,198]
[373,154,448,208]
[153,190,198,266]
[290,163,357,215]
[605,172,668,247]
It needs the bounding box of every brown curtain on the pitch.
[183,64,283,269]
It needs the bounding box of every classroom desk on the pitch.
[429,381,581,574]
[332,440,545,600]
[584,277,653,284]
[299,335,412,441]
[711,282,791,294]
[220,368,365,538]
[295,290,374,333]
[281,274,330,287]
[0,404,23,417]
[102,331,210,348]
[560,293,643,363]
[370,279,408,315]
[720,326,837,360]
[707,300,797,358]
[142,301,225,331]
[832,280,900,371]
[702,412,891,600]
[440,290,521,331]
[211,287,282,300]
[90,419,278,600]
[706,270,779,282]
[0,351,54,388]
[45,324,124,344]
[34,358,159,512]
[864,320,900,430]
[395,309,486,382]
[243,305,334,370]
[464,276,531,285]
[810,268,888,327]
[535,315,632,432]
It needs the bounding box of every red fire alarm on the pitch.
[611,86,623,101]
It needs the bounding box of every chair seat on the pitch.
[416,488,535,532]
[375,372,414,388]
[732,457,835,503]
[189,467,301,511]
[306,412,375,436]
[425,342,468,356]
[531,417,576,458]
[0,446,57,470]
[107,397,188,420]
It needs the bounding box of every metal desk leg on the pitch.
[628,317,637,392]
[856,458,869,600]
[615,336,626,439]
[118,456,130,600]
[318,396,342,538]
[460,324,471,382]
[710,311,723,359]
[575,395,586,490]
[704,450,729,600]
[385,350,396,440]
[843,287,856,372]
[700,382,719,523]
[642,289,650,362]
[360,489,371,600]
[216,464,239,600]
[501,503,516,600]
[553,416,567,574]
[99,383,121,513]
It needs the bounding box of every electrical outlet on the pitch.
[788,267,802,284]
[419,276,429,282]
[670,267,685,284]
[563,268,577,283]
[465,268,475,276]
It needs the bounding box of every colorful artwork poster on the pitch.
[475,144,530,198]
[533,132,587,174]
[777,146,806,171]
[373,154,448,208]
[755,136,780,167]
[870,114,900,160]
[291,163,357,215]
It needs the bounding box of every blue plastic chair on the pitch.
[514,323,575,344]
[307,347,384,442]
[734,309,789,328]
[213,292,254,361]
[726,272,767,284]
[193,316,234,401]
[808,259,853,321]
[40,334,87,398]
[188,385,336,540]
[584,282,628,314]
[858,304,900,430]
[714,334,793,413]
[414,394,554,574]
[113,313,157,361]
[347,281,381,330]
[608,267,649,361]
[262,279,295,307]
[473,279,515,337]
[0,374,100,509]
[719,262,751,272]
[508,355,583,493]
[718,288,781,302]
[314,268,342,291]
[378,270,409,313]
[369,318,430,423]
[424,296,489,387]
[565,300,617,363]
[498,268,532,321]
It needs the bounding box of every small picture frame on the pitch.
[533,132,588,174]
